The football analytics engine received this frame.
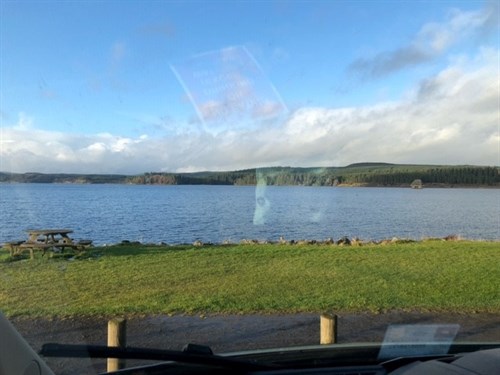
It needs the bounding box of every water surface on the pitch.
[1,184,498,245]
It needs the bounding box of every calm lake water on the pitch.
[0,184,498,245]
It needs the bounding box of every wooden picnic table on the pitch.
[9,229,92,259]
[26,229,74,244]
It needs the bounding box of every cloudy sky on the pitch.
[1,1,498,174]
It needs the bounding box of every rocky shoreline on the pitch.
[170,234,472,248]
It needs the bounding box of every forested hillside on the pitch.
[126,164,499,187]
[1,164,499,187]
[0,172,127,184]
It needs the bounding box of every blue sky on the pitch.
[1,0,498,173]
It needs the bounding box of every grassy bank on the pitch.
[0,240,499,317]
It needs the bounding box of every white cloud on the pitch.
[13,112,34,130]
[1,48,498,174]
[86,142,107,153]
[418,6,491,53]
[348,3,499,79]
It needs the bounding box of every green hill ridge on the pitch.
[1,164,499,187]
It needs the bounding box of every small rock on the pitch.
[324,238,334,245]
[337,236,351,246]
[240,239,258,244]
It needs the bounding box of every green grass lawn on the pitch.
[0,240,499,317]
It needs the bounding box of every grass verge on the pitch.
[0,240,499,317]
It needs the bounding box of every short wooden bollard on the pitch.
[107,318,127,372]
[320,313,337,344]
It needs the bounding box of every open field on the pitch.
[1,240,499,317]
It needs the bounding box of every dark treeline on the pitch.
[1,164,499,187]
[126,169,258,185]
[358,167,499,186]
[0,172,127,184]
[118,164,500,186]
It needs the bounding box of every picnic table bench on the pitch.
[4,229,93,259]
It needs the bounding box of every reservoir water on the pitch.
[0,184,498,245]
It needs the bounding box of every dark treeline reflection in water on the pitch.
[0,184,498,245]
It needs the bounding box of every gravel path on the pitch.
[11,312,500,375]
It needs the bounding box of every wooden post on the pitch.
[107,318,127,372]
[320,313,337,344]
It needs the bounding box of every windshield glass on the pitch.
[1,1,499,374]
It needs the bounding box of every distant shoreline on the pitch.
[1,181,499,189]
[1,163,499,187]
[337,183,500,189]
